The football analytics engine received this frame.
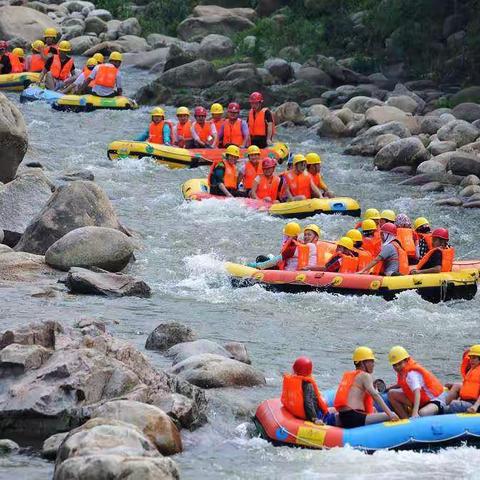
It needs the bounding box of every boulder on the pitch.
[264,57,293,83]
[452,103,480,123]
[62,1,95,13]
[65,267,151,297]
[419,117,447,137]
[460,141,480,155]
[416,160,446,175]
[420,182,444,192]
[374,134,400,153]
[87,8,112,21]
[437,120,480,147]
[399,173,463,186]
[115,35,150,53]
[316,114,347,137]
[166,339,233,365]
[0,251,58,284]
[374,137,429,170]
[69,35,100,55]
[104,19,121,41]
[118,17,141,37]
[389,83,426,113]
[224,342,251,364]
[145,323,197,352]
[193,5,256,20]
[0,343,51,371]
[15,181,125,255]
[146,33,200,52]
[450,86,480,106]
[164,43,199,71]
[84,16,107,35]
[42,432,69,460]
[434,197,463,207]
[463,200,480,208]
[365,105,419,133]
[61,24,85,40]
[0,93,28,184]
[159,59,218,88]
[199,33,233,60]
[309,104,330,119]
[123,48,169,70]
[0,439,19,453]
[170,354,266,388]
[343,96,384,114]
[428,140,456,156]
[385,95,418,113]
[448,152,480,176]
[273,102,304,125]
[333,108,354,125]
[295,67,332,86]
[460,185,480,197]
[460,175,480,187]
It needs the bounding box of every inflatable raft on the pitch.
[225,262,478,302]
[52,94,138,112]
[107,141,211,169]
[20,85,64,104]
[182,179,361,218]
[255,397,480,452]
[0,72,40,91]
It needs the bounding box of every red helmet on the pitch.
[194,106,207,117]
[432,228,449,240]
[227,102,240,113]
[293,356,312,376]
[262,157,277,169]
[249,91,263,103]
[0,40,8,50]
[381,223,397,236]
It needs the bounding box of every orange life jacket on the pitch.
[248,107,275,137]
[333,370,374,414]
[416,246,454,272]
[363,231,382,258]
[461,350,471,380]
[396,228,417,259]
[208,159,237,190]
[379,240,409,276]
[256,174,280,200]
[7,53,23,73]
[278,237,296,270]
[354,248,373,272]
[43,44,57,56]
[28,54,45,72]
[310,172,328,191]
[176,120,192,142]
[338,253,359,273]
[94,63,118,88]
[148,120,172,144]
[49,55,73,80]
[243,161,263,190]
[460,364,480,401]
[285,170,312,198]
[296,243,318,270]
[417,232,433,251]
[315,241,337,267]
[193,121,214,143]
[222,119,244,147]
[396,358,444,407]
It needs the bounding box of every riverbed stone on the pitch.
[317,114,347,137]
[452,103,480,123]
[428,140,457,155]
[460,174,480,187]
[273,101,304,125]
[416,159,446,175]
[0,343,51,371]
[84,16,107,35]
[447,152,480,176]
[199,33,233,60]
[374,134,400,153]
[145,323,197,352]
[374,137,429,170]
[87,8,112,21]
[365,105,419,133]
[224,342,251,364]
[159,59,217,88]
[0,251,58,284]
[419,116,448,135]
[437,120,480,147]
[0,439,19,453]
[42,432,69,460]
[166,339,233,365]
[459,141,480,155]
[264,57,293,83]
[420,181,444,192]
[460,185,480,197]
[434,197,463,207]
[343,96,384,114]
[385,95,418,113]
[69,35,101,54]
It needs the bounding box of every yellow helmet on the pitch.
[293,154,306,165]
[12,48,24,58]
[304,224,321,238]
[381,209,396,222]
[58,40,71,52]
[353,346,376,363]
[361,219,377,232]
[86,57,98,67]
[31,40,45,52]
[346,229,362,242]
[364,208,381,220]
[150,107,165,117]
[210,103,223,114]
[305,152,321,165]
[271,142,289,160]
[337,237,354,251]
[247,145,261,156]
[225,145,240,158]
[414,217,429,230]
[176,106,190,116]
[468,345,480,357]
[44,27,58,38]
[388,346,410,365]
[93,53,104,63]
[109,51,123,62]
[283,222,301,238]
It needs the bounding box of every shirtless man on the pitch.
[334,347,399,428]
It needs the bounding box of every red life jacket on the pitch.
[148,120,172,144]
[256,174,280,200]
[460,364,480,401]
[285,171,312,198]
[49,55,73,80]
[7,53,23,73]
[243,161,263,190]
[396,228,417,260]
[281,373,329,419]
[208,159,237,190]
[333,370,374,414]
[248,107,275,137]
[416,246,454,272]
[222,119,244,147]
[29,54,45,72]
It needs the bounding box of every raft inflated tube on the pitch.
[107,141,211,169]
[225,262,478,302]
[52,94,138,112]
[254,398,480,451]
[0,72,41,91]
[20,85,64,104]
[182,178,362,218]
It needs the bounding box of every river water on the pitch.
[2,67,480,479]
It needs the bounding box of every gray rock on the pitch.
[0,343,51,371]
[264,57,293,83]
[309,104,330,119]
[459,141,480,155]
[296,67,332,86]
[385,95,418,113]
[103,19,121,40]
[437,120,480,147]
[389,83,426,113]
[145,323,197,352]
[463,200,480,208]
[123,48,169,70]
[115,35,149,53]
[399,173,463,186]
[166,339,233,365]
[61,24,85,40]
[419,116,448,135]
[448,152,480,176]
[374,137,429,170]
[365,105,419,133]
[159,59,217,88]
[434,197,463,207]
[452,103,480,123]
[273,102,304,125]
[84,16,107,35]
[224,342,251,364]
[428,140,457,155]
[374,134,400,153]
[0,245,12,255]
[62,1,95,13]
[416,160,446,175]
[87,8,112,21]
[0,251,58,284]
[164,43,199,71]
[460,174,480,187]
[334,107,354,125]
[420,182,444,192]
[42,432,69,460]
[69,35,100,55]
[0,439,19,453]
[199,33,233,60]
[343,96,384,114]
[118,17,141,37]
[317,114,347,137]
[460,185,480,197]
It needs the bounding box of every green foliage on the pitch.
[95,0,132,19]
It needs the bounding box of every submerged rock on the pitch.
[145,323,197,352]
[0,439,19,453]
[166,339,233,365]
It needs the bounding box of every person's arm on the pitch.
[358,256,381,274]
[81,65,97,92]
[217,124,224,146]
[362,374,398,421]
[411,250,442,275]
[302,382,322,423]
[190,122,203,145]
[250,176,260,199]
[209,123,217,147]
[115,72,122,96]
[212,165,233,197]
[241,121,250,148]
[281,239,297,261]
[310,178,322,199]
[135,130,149,142]
[266,110,274,144]
[163,124,171,145]
[467,393,480,413]
[411,389,421,417]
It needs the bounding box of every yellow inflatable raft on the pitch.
[0,72,41,91]
[107,141,211,169]
[182,178,362,218]
[52,94,138,112]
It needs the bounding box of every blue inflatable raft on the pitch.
[20,85,64,104]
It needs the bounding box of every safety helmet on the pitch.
[150,107,165,117]
[380,209,396,222]
[58,40,71,52]
[304,224,321,238]
[262,157,277,170]
[414,217,429,230]
[0,40,7,50]
[361,219,377,232]
[293,356,312,376]
[432,228,449,241]
[86,57,98,67]
[225,145,240,158]
[109,51,123,62]
[353,346,376,363]
[283,222,301,238]
[210,103,224,114]
[271,142,289,160]
[381,223,397,236]
[346,229,362,242]
[247,145,261,156]
[12,48,24,58]
[44,27,58,38]
[305,152,321,165]
[468,345,480,357]
[227,102,240,113]
[93,52,104,63]
[293,154,306,165]
[337,236,354,251]
[194,106,207,117]
[31,40,45,52]
[176,106,190,116]
[388,346,410,365]
[249,91,264,103]
[364,208,381,220]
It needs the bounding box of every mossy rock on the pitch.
[450,86,480,106]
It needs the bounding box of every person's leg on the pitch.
[447,399,473,413]
[365,412,390,425]
[45,72,55,90]
[445,383,461,404]
[388,389,411,419]
[419,402,440,416]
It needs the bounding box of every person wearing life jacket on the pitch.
[334,347,399,429]
[10,48,25,72]
[394,213,418,264]
[191,106,217,148]
[209,103,224,133]
[358,223,409,276]
[135,107,173,145]
[248,91,275,148]
[208,145,240,197]
[25,40,45,72]
[173,106,193,148]
[305,152,334,198]
[410,228,454,274]
[250,157,280,202]
[448,345,480,414]
[354,208,381,230]
[218,102,250,148]
[308,237,358,273]
[361,219,382,258]
[0,41,12,74]
[239,145,263,195]
[387,346,446,418]
[378,209,396,228]
[414,217,433,259]
[284,154,321,201]
[290,224,322,271]
[281,357,333,424]
[92,53,104,64]
[445,349,473,406]
[278,222,302,271]
[62,57,98,94]
[83,51,123,97]
[41,40,75,90]
[41,27,58,60]
[346,229,373,272]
